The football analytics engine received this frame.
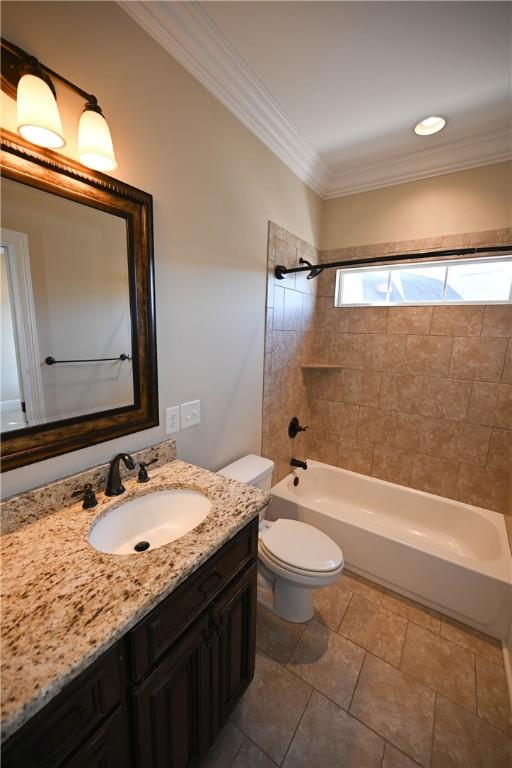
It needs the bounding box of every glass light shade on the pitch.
[414,115,447,136]
[78,109,117,172]
[16,73,65,148]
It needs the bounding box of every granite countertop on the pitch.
[1,458,269,741]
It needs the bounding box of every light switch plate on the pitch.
[165,405,180,434]
[181,400,200,429]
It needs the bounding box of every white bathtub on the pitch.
[269,460,512,639]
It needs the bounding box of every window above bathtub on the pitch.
[334,255,512,307]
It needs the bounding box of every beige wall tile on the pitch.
[450,337,508,382]
[300,293,315,331]
[330,333,367,368]
[430,306,484,336]
[380,372,423,413]
[307,430,338,465]
[315,296,349,332]
[482,305,512,338]
[456,463,509,513]
[393,413,448,457]
[341,369,382,407]
[358,407,397,445]
[306,368,343,401]
[275,237,298,269]
[410,454,459,498]
[337,438,374,474]
[273,284,285,331]
[406,335,453,377]
[419,377,472,421]
[283,289,303,331]
[469,382,512,428]
[388,306,432,335]
[349,307,389,334]
[441,228,512,247]
[502,340,512,383]
[449,421,491,465]
[487,428,512,471]
[366,335,407,372]
[371,444,413,486]
[309,331,332,364]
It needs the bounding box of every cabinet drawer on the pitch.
[64,707,130,768]
[3,644,123,768]
[129,518,258,681]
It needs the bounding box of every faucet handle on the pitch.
[72,483,98,509]
[137,458,158,484]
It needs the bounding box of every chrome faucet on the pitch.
[105,452,136,496]
[291,457,308,470]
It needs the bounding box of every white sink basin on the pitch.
[88,489,212,555]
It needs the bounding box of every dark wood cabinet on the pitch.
[133,613,211,768]
[213,562,258,733]
[3,519,258,768]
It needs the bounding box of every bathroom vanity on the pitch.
[3,519,257,768]
[1,450,268,768]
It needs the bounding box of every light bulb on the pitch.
[414,115,447,136]
[16,72,65,149]
[78,105,117,172]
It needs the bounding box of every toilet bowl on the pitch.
[217,455,344,622]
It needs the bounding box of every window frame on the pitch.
[334,254,512,308]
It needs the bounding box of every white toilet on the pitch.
[218,454,344,622]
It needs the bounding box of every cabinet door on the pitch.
[212,562,257,731]
[133,613,211,768]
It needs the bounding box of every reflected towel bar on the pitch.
[45,354,131,365]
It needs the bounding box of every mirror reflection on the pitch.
[1,177,134,432]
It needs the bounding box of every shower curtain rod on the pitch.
[274,244,512,281]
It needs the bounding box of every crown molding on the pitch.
[120,0,330,196]
[121,1,511,200]
[325,128,512,198]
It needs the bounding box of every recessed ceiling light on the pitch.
[414,115,447,136]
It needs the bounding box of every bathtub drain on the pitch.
[134,541,150,552]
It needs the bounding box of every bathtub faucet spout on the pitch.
[291,458,308,470]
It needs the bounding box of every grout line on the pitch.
[279,685,314,767]
[430,692,438,768]
[347,649,367,712]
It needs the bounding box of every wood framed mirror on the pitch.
[1,129,158,470]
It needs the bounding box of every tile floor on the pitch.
[201,570,512,768]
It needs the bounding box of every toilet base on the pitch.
[257,561,315,623]
[274,580,314,623]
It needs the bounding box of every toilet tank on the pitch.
[218,454,274,491]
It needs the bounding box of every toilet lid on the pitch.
[260,519,343,573]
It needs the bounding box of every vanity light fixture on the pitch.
[1,37,117,171]
[414,115,447,136]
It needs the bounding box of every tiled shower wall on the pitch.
[262,223,512,520]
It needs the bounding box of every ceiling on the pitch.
[122,1,511,198]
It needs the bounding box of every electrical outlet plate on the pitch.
[165,405,180,435]
[181,400,200,429]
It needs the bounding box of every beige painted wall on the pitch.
[1,1,322,497]
[321,162,512,250]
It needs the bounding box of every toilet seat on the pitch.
[259,519,343,574]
